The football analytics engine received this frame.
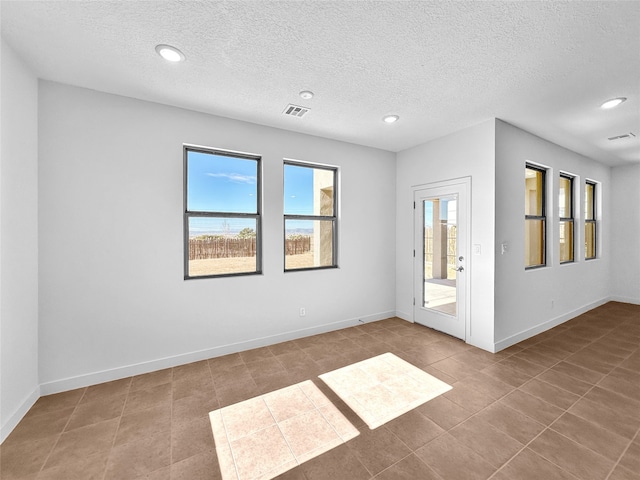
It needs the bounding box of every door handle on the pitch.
[456,266,464,272]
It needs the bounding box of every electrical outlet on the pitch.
[299,308,306,317]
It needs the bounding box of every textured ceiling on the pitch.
[1,1,639,165]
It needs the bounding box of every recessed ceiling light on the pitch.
[600,97,626,109]
[383,115,399,124]
[155,44,185,62]
[299,90,314,100]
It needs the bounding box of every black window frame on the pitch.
[283,160,338,272]
[183,145,262,279]
[559,173,575,264]
[525,164,547,270]
[585,180,597,260]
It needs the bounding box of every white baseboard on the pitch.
[395,310,413,322]
[493,297,610,352]
[1,386,40,444]
[39,310,396,396]
[609,296,640,306]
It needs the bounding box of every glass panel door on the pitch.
[414,179,468,341]
[422,196,458,316]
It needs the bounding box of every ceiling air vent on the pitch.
[608,132,636,141]
[283,104,310,118]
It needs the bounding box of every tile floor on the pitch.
[209,380,359,479]
[318,353,451,429]
[1,301,639,480]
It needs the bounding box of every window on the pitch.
[585,181,597,260]
[525,165,546,268]
[284,161,337,271]
[559,174,574,263]
[184,146,261,278]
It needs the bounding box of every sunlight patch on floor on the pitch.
[319,352,453,429]
[209,380,359,480]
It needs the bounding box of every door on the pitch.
[414,178,469,340]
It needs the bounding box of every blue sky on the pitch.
[187,151,314,235]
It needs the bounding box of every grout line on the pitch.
[36,387,88,477]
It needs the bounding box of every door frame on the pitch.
[413,176,471,341]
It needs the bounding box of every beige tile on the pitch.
[173,374,216,401]
[519,378,580,409]
[415,433,495,480]
[491,448,579,480]
[240,346,276,363]
[173,360,211,380]
[44,418,119,469]
[416,395,472,430]
[230,424,295,480]
[497,356,547,377]
[300,444,370,480]
[598,367,640,400]
[171,417,214,463]
[582,386,640,414]
[130,368,172,391]
[347,427,412,477]
[550,361,605,384]
[124,382,172,415]
[569,397,640,439]
[81,377,131,402]
[460,372,514,400]
[550,413,630,462]
[373,453,442,480]
[65,394,126,431]
[481,362,532,388]
[170,449,221,480]
[450,416,523,468]
[536,369,592,396]
[0,434,59,479]
[246,357,287,379]
[208,353,244,371]
[317,404,359,441]
[474,401,544,444]
[37,450,109,480]
[5,407,74,444]
[430,357,481,381]
[215,379,261,408]
[529,429,614,480]
[254,371,295,395]
[219,396,275,442]
[4,305,638,480]
[278,409,342,461]
[319,353,451,429]
[443,380,495,414]
[172,390,219,425]
[299,380,333,408]
[500,390,564,425]
[263,384,315,422]
[608,464,639,480]
[115,404,171,446]
[104,432,171,480]
[385,410,444,450]
[618,439,640,473]
[28,389,85,417]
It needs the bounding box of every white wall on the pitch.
[0,39,40,442]
[38,81,396,393]
[494,120,611,349]
[396,119,496,352]
[610,163,640,304]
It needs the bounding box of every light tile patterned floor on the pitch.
[1,301,639,480]
[319,353,452,429]
[209,381,359,480]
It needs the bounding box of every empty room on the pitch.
[1,1,639,480]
